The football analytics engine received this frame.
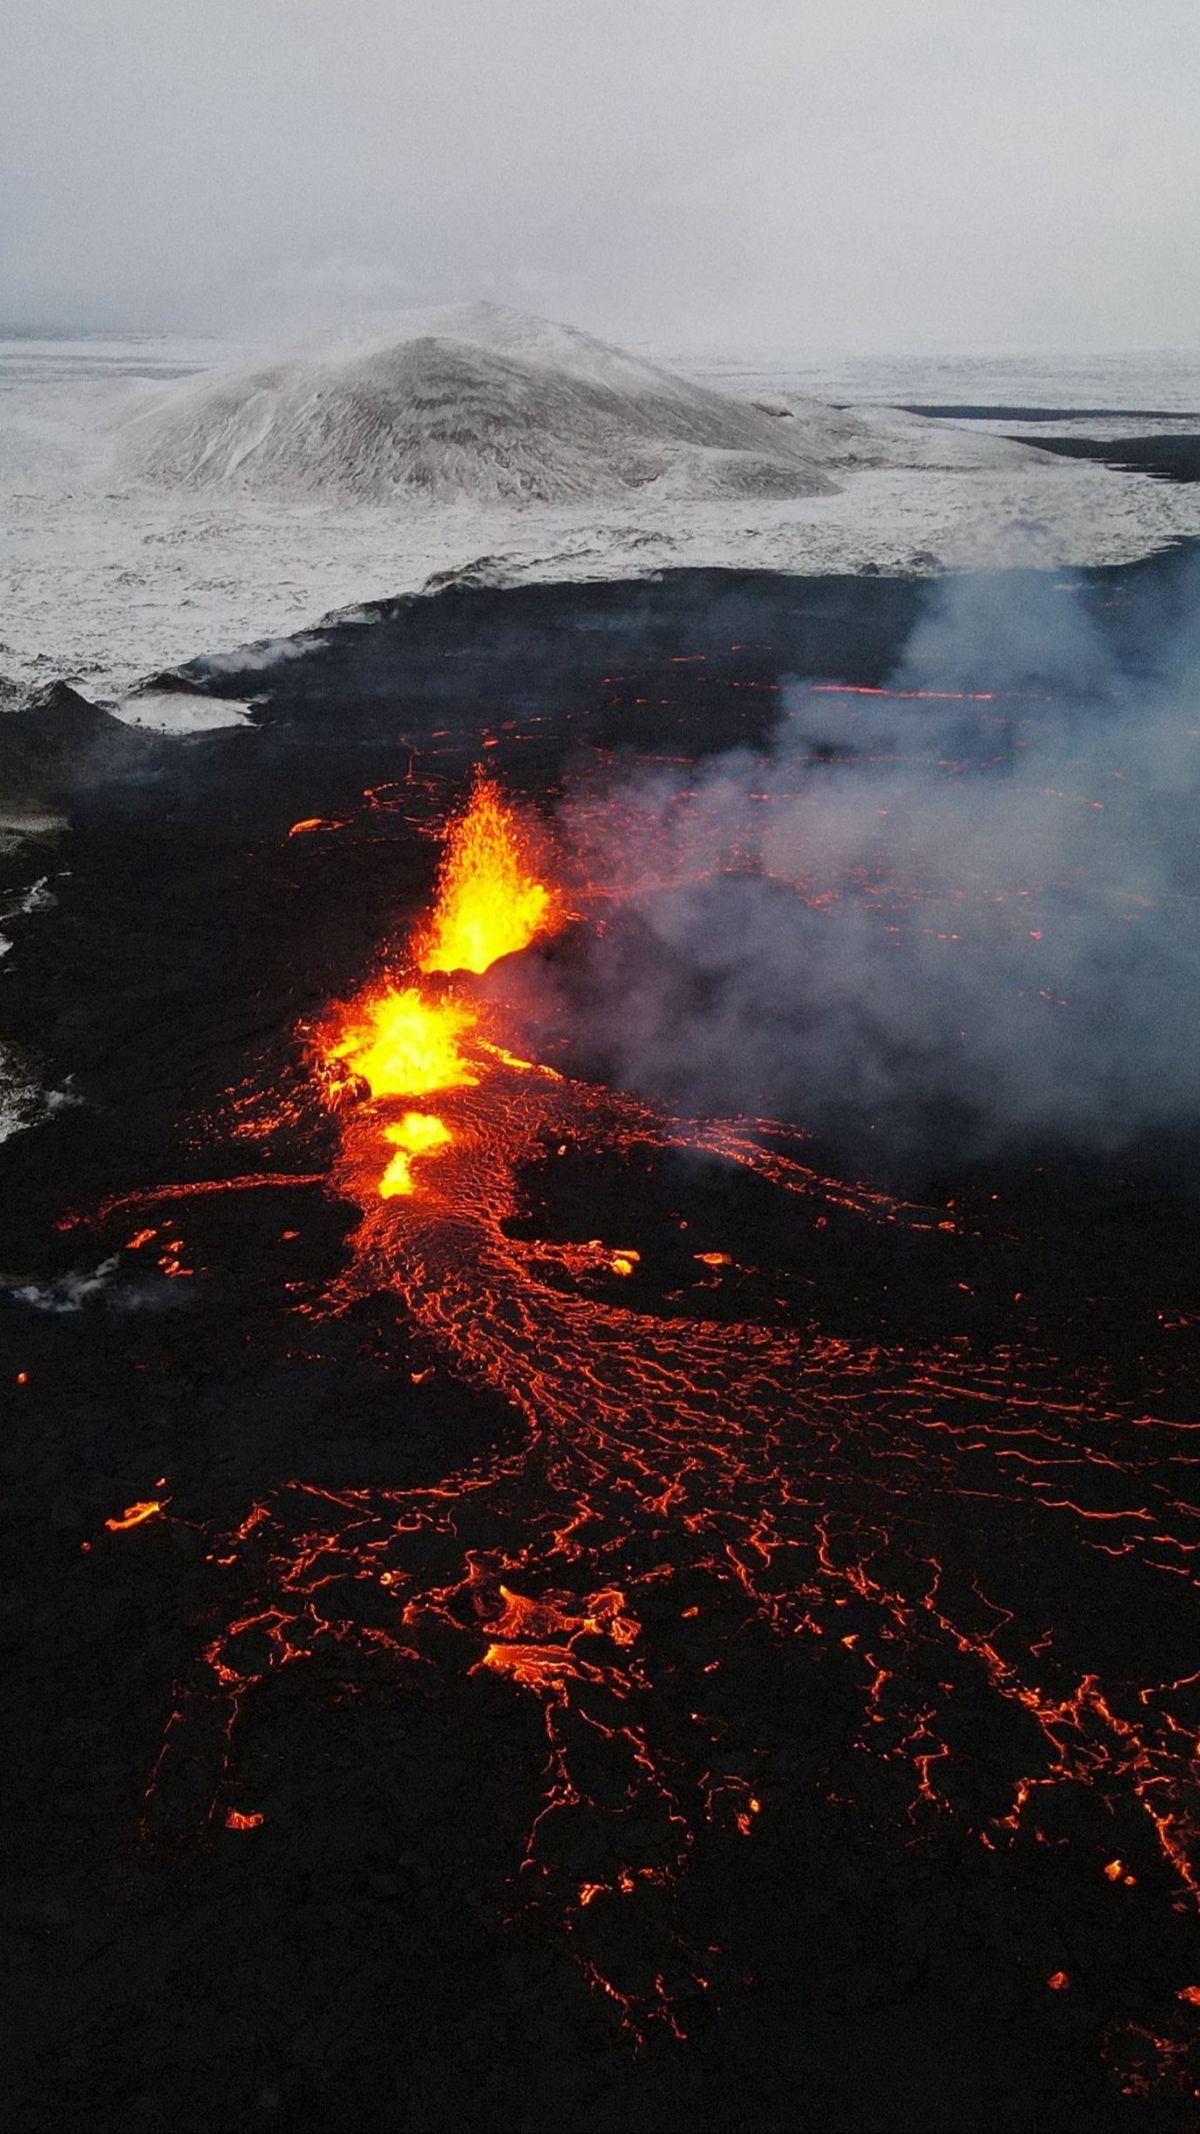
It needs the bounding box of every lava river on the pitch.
[142,769,1200,2097]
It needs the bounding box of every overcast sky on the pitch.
[2,0,1198,353]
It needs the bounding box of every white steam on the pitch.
[559,564,1200,1165]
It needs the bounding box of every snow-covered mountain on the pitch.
[120,303,837,505]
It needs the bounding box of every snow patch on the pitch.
[0,1045,48,1145]
[0,874,56,958]
[115,691,253,733]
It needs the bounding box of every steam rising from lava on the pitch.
[557,564,1200,1167]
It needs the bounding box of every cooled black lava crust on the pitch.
[2,558,1199,2134]
[1007,433,1200,483]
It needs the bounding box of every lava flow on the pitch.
[142,764,1200,2089]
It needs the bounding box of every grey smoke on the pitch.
[13,1256,121,1313]
[556,564,1200,1168]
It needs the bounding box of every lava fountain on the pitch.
[417,768,566,979]
[318,770,563,1208]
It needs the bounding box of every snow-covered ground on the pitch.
[676,345,1200,413]
[2,316,1199,711]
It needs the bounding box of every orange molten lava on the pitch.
[105,1499,164,1532]
[327,986,479,1101]
[379,1112,454,1198]
[319,771,567,1207]
[418,771,563,976]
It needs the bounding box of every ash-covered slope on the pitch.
[121,304,836,506]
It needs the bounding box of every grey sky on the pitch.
[2,0,1198,352]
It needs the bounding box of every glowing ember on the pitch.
[418,771,563,976]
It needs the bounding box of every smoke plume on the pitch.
[554,562,1200,1172]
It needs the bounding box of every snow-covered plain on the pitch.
[2,311,1199,711]
[677,345,1200,414]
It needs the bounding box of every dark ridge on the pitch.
[0,681,161,806]
[899,402,1200,422]
[1004,430,1200,483]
